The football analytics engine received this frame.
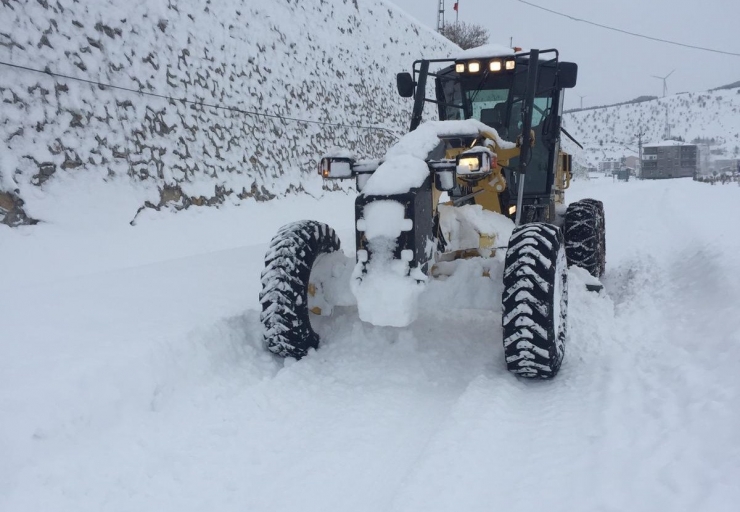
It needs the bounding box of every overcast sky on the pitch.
[388,0,739,110]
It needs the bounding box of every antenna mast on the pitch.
[437,0,445,32]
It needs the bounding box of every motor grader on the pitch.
[259,46,606,378]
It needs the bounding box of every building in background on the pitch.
[598,160,621,175]
[641,141,698,179]
[598,156,639,177]
[711,158,740,175]
[623,155,639,171]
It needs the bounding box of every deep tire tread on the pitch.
[564,199,606,277]
[259,220,341,359]
[502,223,568,379]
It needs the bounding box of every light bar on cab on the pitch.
[455,57,517,74]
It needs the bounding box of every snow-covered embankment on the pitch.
[0,0,454,226]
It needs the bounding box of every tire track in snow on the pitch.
[383,175,740,512]
[597,251,740,511]
[384,270,620,512]
[593,182,740,511]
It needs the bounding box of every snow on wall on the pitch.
[0,0,456,226]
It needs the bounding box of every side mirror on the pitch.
[558,62,578,89]
[396,72,415,98]
[318,157,354,179]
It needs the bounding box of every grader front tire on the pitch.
[502,223,568,379]
[259,221,341,359]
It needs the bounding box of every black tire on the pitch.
[564,199,605,277]
[259,221,341,359]
[579,198,606,275]
[502,223,568,379]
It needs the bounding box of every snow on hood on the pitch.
[360,154,430,196]
[385,120,512,160]
[455,43,521,60]
[361,120,515,196]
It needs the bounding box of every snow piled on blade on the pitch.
[438,204,514,252]
[361,120,514,196]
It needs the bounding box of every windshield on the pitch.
[466,88,510,136]
[437,67,520,138]
[435,61,561,196]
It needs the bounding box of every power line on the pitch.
[516,0,740,57]
[0,59,400,135]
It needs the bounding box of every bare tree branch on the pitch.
[440,22,490,50]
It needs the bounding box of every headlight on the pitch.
[456,151,495,178]
[489,60,502,72]
[458,157,481,172]
[468,61,481,73]
[505,59,516,70]
[455,63,465,73]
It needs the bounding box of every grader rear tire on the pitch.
[564,199,606,277]
[579,199,606,275]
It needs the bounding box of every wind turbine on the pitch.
[652,70,675,98]
[578,94,588,109]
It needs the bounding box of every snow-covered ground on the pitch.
[2,177,739,511]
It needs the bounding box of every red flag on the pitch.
[453,2,459,12]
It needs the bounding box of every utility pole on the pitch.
[664,106,671,140]
[636,129,644,179]
[436,0,445,32]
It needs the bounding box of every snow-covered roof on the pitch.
[455,43,520,60]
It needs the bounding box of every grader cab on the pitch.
[396,46,579,223]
